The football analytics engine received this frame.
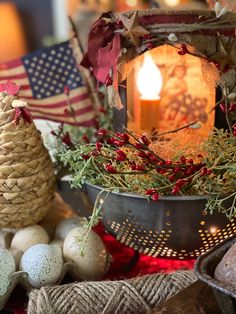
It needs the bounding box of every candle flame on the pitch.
[136,53,163,100]
[164,0,180,7]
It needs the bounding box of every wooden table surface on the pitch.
[149,280,221,314]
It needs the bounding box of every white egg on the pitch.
[9,248,23,269]
[55,217,84,240]
[63,227,110,280]
[49,239,64,250]
[0,230,14,249]
[11,225,49,252]
[0,248,16,296]
[20,244,63,288]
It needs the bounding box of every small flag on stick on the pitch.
[0,41,96,126]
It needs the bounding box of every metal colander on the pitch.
[84,183,236,260]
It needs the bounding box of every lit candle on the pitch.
[164,0,180,7]
[136,53,163,132]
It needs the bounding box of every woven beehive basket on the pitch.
[0,91,55,227]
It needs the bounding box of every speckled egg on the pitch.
[55,217,84,240]
[0,248,16,296]
[11,225,49,253]
[50,238,64,250]
[63,227,110,280]
[20,244,63,288]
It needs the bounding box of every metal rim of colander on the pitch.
[85,182,211,201]
[58,178,212,201]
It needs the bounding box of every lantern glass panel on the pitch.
[127,45,215,143]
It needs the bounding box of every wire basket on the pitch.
[84,183,236,260]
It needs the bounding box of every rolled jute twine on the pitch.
[28,270,197,314]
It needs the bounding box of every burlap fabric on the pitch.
[28,270,197,314]
[0,92,55,227]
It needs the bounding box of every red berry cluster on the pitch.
[61,132,74,147]
[51,123,74,148]
[140,34,154,50]
[86,129,213,200]
[115,19,123,29]
[105,164,116,174]
[220,103,236,113]
[178,44,190,56]
[233,126,236,137]
[145,188,159,201]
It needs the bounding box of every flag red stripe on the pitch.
[0,58,22,70]
[29,105,94,118]
[24,93,91,109]
[19,85,31,91]
[0,72,27,80]
[32,116,96,127]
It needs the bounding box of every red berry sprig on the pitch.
[105,164,116,174]
[75,128,212,198]
[178,44,190,56]
[233,126,236,137]
[116,149,127,161]
[145,188,159,201]
[61,132,74,147]
[82,134,90,143]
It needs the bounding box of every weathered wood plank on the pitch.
[113,83,127,132]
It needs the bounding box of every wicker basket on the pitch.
[0,92,55,227]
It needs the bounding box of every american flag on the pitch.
[0,41,96,126]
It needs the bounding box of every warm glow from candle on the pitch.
[209,226,218,234]
[0,3,27,62]
[164,0,180,7]
[126,0,137,7]
[137,54,163,100]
